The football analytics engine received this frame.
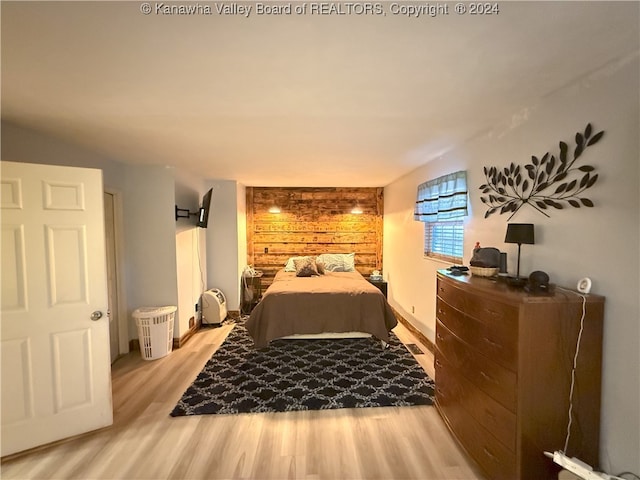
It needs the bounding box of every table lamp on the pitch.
[504,223,535,282]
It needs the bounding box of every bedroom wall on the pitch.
[383,53,640,474]
[1,121,180,341]
[246,187,384,289]
[205,179,245,311]
[175,228,203,334]
[1,121,127,189]
[1,121,244,340]
[237,183,248,304]
[174,170,207,337]
[120,165,178,340]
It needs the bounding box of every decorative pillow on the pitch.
[316,253,355,272]
[294,257,319,277]
[284,256,307,272]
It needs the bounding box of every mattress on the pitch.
[245,269,397,348]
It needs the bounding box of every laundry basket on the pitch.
[133,306,176,360]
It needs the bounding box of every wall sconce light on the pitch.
[268,206,281,214]
[351,206,363,214]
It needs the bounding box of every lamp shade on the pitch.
[504,223,535,245]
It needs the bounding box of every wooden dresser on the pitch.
[435,270,604,480]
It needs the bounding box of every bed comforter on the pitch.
[246,270,397,348]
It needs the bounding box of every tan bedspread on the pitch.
[246,270,397,348]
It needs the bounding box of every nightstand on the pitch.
[241,275,262,315]
[367,278,387,298]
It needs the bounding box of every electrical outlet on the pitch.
[264,247,268,253]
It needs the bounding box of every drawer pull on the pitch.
[483,308,503,318]
[482,337,503,349]
[484,409,497,420]
[483,447,498,463]
[435,359,443,368]
[480,371,497,384]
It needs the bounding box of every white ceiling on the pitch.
[2,1,638,187]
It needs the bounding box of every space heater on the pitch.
[201,288,227,326]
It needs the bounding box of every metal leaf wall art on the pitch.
[479,123,604,219]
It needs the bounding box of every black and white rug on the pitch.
[170,322,434,416]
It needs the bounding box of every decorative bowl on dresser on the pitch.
[435,270,604,480]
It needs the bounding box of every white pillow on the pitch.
[316,253,355,272]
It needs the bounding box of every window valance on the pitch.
[414,170,468,222]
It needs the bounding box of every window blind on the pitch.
[424,221,464,261]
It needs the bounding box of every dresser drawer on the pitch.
[465,292,519,326]
[436,298,518,371]
[437,395,517,480]
[436,276,467,311]
[436,320,517,411]
[437,276,518,324]
[435,353,516,451]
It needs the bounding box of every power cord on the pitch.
[559,287,587,454]
[196,227,205,293]
[552,287,639,480]
[196,229,209,321]
[616,473,640,480]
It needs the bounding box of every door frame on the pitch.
[104,188,129,356]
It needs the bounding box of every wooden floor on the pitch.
[1,321,484,480]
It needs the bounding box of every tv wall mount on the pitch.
[175,205,197,221]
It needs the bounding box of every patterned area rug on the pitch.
[170,323,434,416]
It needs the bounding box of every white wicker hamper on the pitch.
[133,306,176,360]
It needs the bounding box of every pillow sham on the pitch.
[315,253,355,272]
[284,256,307,272]
[293,256,319,277]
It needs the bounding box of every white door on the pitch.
[1,161,113,457]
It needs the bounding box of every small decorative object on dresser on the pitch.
[577,277,592,294]
[469,243,501,277]
[525,270,551,294]
[435,270,604,480]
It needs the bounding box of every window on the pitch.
[414,171,468,264]
[424,220,464,263]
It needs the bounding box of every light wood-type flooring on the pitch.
[1,321,484,480]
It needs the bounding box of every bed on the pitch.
[245,258,397,349]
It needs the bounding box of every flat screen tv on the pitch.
[196,188,213,228]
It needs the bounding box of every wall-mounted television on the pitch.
[196,188,213,228]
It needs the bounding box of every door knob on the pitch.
[90,311,103,321]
